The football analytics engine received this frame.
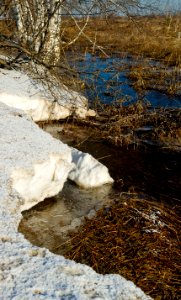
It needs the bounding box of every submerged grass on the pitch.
[103,106,181,149]
[57,194,181,299]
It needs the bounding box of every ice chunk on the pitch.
[69,148,114,188]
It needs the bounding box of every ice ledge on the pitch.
[12,154,73,212]
[0,104,151,298]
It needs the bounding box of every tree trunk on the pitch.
[14,0,62,64]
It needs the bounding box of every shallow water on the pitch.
[70,53,181,108]
[75,139,181,206]
[19,178,113,253]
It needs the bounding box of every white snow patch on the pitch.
[69,148,114,188]
[12,154,72,211]
[0,68,96,121]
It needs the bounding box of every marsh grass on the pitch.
[60,14,181,98]
[57,193,181,299]
[1,14,180,94]
[61,14,181,66]
[60,104,181,150]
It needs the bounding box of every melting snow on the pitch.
[0,68,95,121]
[0,68,151,299]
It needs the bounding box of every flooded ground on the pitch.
[69,53,181,108]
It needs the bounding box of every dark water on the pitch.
[44,124,181,207]
[70,53,181,108]
[75,140,181,206]
[67,53,181,203]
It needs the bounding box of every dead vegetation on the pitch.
[56,193,181,300]
[1,12,181,67]
[52,104,181,151]
[61,14,181,66]
[100,105,181,149]
[1,14,180,94]
[127,64,181,96]
[60,14,181,98]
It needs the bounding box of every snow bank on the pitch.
[0,102,151,299]
[0,68,95,121]
[0,103,73,211]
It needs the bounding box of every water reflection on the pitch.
[70,53,181,108]
[19,180,113,253]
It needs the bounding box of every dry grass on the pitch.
[61,14,181,66]
[1,14,180,93]
[62,104,181,150]
[59,14,181,96]
[128,64,181,96]
[58,194,181,299]
[104,106,181,149]
[0,19,13,37]
[1,13,181,67]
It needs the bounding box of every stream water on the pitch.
[19,54,181,256]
